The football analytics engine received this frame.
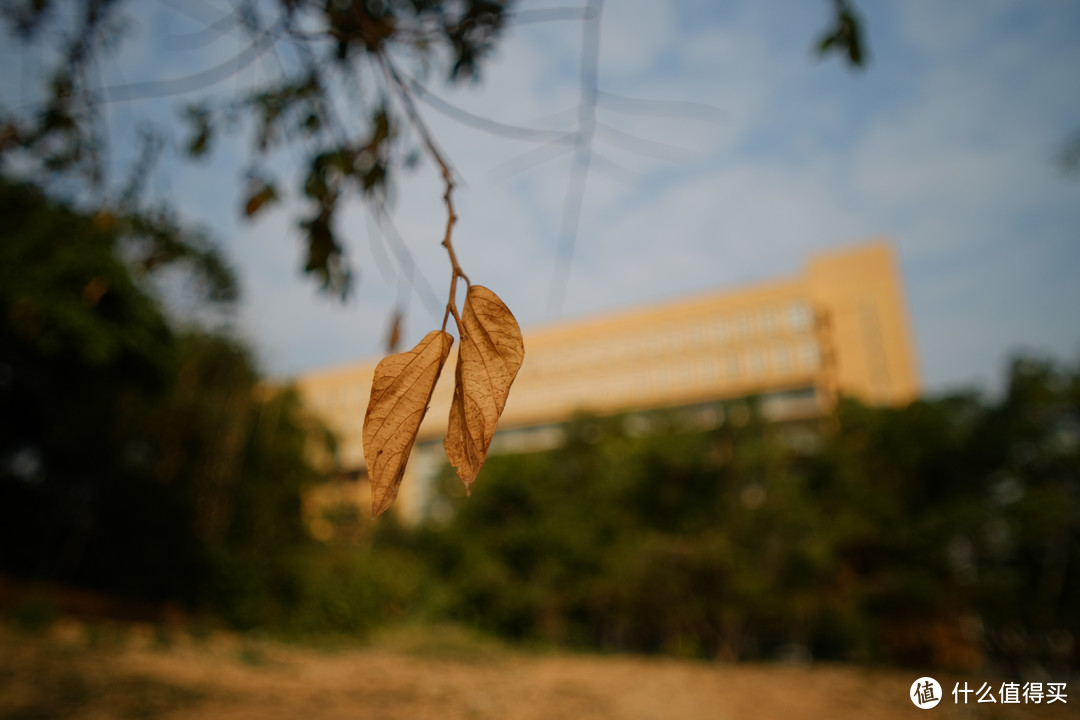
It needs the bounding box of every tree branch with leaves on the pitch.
[1,0,867,515]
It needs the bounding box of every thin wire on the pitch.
[593,120,694,163]
[588,151,638,186]
[548,0,603,316]
[597,90,726,123]
[504,7,596,25]
[485,134,576,182]
[86,19,286,104]
[166,13,240,51]
[403,73,573,144]
[374,202,445,319]
[364,207,397,284]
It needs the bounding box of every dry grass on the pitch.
[1,619,1076,720]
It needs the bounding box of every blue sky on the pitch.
[6,1,1080,395]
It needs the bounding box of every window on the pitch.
[725,353,741,379]
[606,373,625,398]
[678,362,694,387]
[686,321,705,347]
[758,307,777,335]
[661,330,678,352]
[787,301,813,331]
[746,347,767,378]
[700,355,720,385]
[773,343,793,374]
[798,340,820,370]
[734,310,753,338]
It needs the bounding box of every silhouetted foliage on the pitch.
[1,177,192,599]
[816,0,867,68]
[1,0,515,297]
[0,178,336,625]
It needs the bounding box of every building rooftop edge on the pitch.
[287,237,896,383]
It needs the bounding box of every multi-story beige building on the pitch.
[296,239,919,522]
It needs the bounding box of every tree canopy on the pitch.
[1,0,866,299]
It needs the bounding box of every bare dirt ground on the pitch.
[1,619,1076,720]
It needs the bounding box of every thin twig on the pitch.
[376,52,468,335]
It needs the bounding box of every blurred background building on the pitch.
[296,239,919,521]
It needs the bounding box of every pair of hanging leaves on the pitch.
[363,285,524,517]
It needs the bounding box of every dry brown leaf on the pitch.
[363,330,453,517]
[444,285,525,493]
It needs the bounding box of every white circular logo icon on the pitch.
[910,677,942,709]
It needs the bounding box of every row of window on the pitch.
[306,302,819,418]
[525,301,816,377]
[306,338,823,436]
[508,340,821,409]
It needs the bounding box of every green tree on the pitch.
[965,358,1080,672]
[0,178,334,619]
[418,409,837,659]
[0,177,220,600]
[413,363,1079,669]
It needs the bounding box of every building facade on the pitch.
[295,239,919,521]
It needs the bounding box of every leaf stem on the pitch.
[377,52,469,335]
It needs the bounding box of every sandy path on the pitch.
[1,621,1075,720]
